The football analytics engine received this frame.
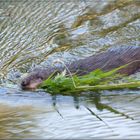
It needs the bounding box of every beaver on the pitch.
[21,46,140,90]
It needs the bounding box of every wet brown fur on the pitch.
[21,46,140,90]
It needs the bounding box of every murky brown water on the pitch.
[0,0,140,139]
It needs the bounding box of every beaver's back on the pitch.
[68,46,140,75]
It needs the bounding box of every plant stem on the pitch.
[75,82,140,91]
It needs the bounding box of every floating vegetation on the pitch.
[40,64,140,95]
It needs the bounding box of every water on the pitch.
[0,88,140,139]
[0,0,140,139]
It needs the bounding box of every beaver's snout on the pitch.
[21,80,28,87]
[21,75,43,90]
[21,68,54,90]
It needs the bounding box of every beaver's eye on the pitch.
[35,74,44,80]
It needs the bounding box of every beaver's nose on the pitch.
[21,80,29,90]
[21,80,27,86]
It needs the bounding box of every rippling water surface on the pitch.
[0,0,140,139]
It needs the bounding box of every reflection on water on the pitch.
[0,0,140,139]
[0,104,41,138]
[0,87,140,139]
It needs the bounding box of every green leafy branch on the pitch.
[39,62,140,94]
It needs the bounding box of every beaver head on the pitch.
[21,68,54,90]
[21,72,44,90]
